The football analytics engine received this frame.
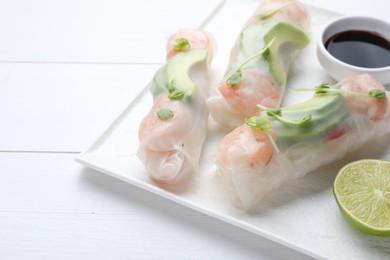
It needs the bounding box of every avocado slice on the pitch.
[268,94,348,142]
[264,22,310,85]
[151,49,208,102]
[240,21,309,86]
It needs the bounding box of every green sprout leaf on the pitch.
[165,79,185,100]
[165,81,174,92]
[258,1,291,20]
[262,47,271,61]
[295,82,333,94]
[168,89,185,100]
[368,89,386,99]
[245,116,272,130]
[314,82,331,95]
[157,108,174,120]
[173,38,191,51]
[265,108,282,117]
[227,70,242,87]
[296,83,387,100]
[298,114,312,126]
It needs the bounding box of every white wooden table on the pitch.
[1,0,388,259]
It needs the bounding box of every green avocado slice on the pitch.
[269,94,348,141]
[240,21,309,86]
[151,49,208,102]
[264,22,310,85]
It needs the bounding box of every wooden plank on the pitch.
[0,63,159,152]
[0,0,223,63]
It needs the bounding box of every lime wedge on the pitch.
[333,159,390,235]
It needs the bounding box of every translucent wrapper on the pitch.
[214,74,389,209]
[137,29,214,184]
[208,0,310,129]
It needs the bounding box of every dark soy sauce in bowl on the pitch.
[325,30,390,68]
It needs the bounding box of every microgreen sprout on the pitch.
[226,70,242,87]
[165,77,185,100]
[368,89,386,99]
[257,104,312,126]
[262,47,271,61]
[157,108,174,120]
[245,116,280,153]
[296,82,386,99]
[245,115,272,130]
[226,37,276,87]
[258,1,291,20]
[173,38,191,51]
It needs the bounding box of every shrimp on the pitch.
[166,29,213,60]
[138,94,191,152]
[340,74,388,121]
[216,124,274,169]
[218,68,280,117]
[215,124,275,208]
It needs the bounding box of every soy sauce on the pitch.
[325,30,390,68]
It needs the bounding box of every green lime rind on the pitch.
[334,193,390,236]
[333,159,390,236]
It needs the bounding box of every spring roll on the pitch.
[138,29,214,184]
[214,74,389,209]
[208,0,310,129]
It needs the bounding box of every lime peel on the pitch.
[333,159,390,236]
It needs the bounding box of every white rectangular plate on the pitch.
[76,3,390,259]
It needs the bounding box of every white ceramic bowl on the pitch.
[317,16,390,86]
